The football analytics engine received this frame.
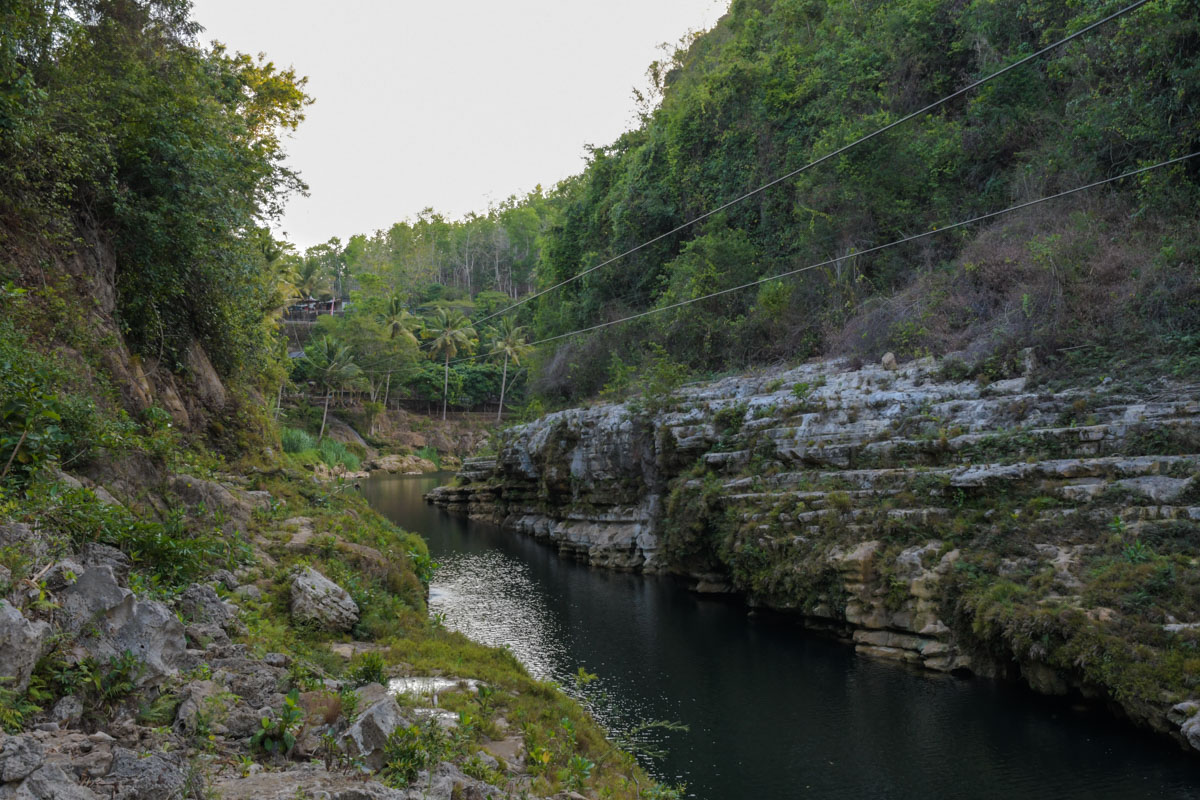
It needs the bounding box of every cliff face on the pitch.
[6,224,236,435]
[429,354,1200,753]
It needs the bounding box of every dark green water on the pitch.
[362,472,1200,800]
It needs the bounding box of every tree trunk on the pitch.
[441,352,450,421]
[319,390,331,440]
[497,352,509,424]
[383,372,392,408]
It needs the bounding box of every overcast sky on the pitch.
[188,0,728,249]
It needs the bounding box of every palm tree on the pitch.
[426,308,476,420]
[376,294,420,408]
[489,317,532,423]
[379,294,420,343]
[302,336,361,440]
[293,258,332,301]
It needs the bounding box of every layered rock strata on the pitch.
[428,355,1200,751]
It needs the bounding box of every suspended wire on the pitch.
[440,152,1199,366]
[469,0,1153,328]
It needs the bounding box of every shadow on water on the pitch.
[361,472,1200,800]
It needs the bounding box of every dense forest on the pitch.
[310,0,1198,409]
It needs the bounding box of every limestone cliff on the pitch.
[429,354,1200,754]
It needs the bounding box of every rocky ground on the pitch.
[428,352,1200,757]
[1,461,646,799]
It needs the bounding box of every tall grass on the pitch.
[415,445,441,469]
[281,427,316,454]
[318,438,360,471]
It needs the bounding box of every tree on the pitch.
[425,309,476,420]
[379,294,420,343]
[489,317,532,422]
[292,257,332,301]
[301,336,361,440]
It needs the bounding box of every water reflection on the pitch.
[431,549,569,682]
[362,472,1200,800]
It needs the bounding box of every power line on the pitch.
[443,152,1198,365]
[471,0,1153,328]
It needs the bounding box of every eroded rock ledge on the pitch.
[428,354,1200,754]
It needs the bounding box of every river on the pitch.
[362,471,1200,799]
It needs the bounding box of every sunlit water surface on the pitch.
[362,472,1200,800]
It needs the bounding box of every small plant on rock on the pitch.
[251,689,304,758]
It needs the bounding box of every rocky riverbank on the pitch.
[0,460,655,799]
[427,353,1200,755]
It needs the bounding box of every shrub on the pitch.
[415,445,441,469]
[281,427,316,454]
[317,439,360,471]
[348,651,387,688]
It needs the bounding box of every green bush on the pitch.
[348,651,387,688]
[415,445,441,469]
[317,439,360,471]
[28,482,251,587]
[281,427,316,454]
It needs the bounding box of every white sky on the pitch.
[188,0,729,250]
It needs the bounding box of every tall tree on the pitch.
[292,257,332,301]
[379,293,420,343]
[489,317,532,422]
[425,309,476,420]
[301,336,361,440]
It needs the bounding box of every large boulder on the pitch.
[289,567,359,632]
[0,735,101,799]
[78,543,132,584]
[57,567,185,685]
[0,735,45,783]
[340,697,409,771]
[167,475,268,530]
[98,747,189,800]
[0,601,52,693]
[5,763,100,799]
[176,584,238,628]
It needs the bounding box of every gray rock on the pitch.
[0,601,52,692]
[209,764,405,799]
[289,567,359,632]
[11,763,101,799]
[400,761,502,800]
[1172,701,1200,752]
[0,524,44,563]
[223,705,268,739]
[208,655,285,708]
[99,746,189,800]
[90,485,124,508]
[232,584,262,602]
[173,680,223,735]
[0,735,45,782]
[262,652,290,668]
[50,696,84,728]
[42,559,85,592]
[881,352,898,370]
[78,543,132,585]
[210,569,239,590]
[354,682,390,713]
[1114,476,1194,504]
[0,565,10,589]
[184,622,229,649]
[168,475,259,529]
[177,584,237,627]
[57,567,186,685]
[341,697,409,771]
